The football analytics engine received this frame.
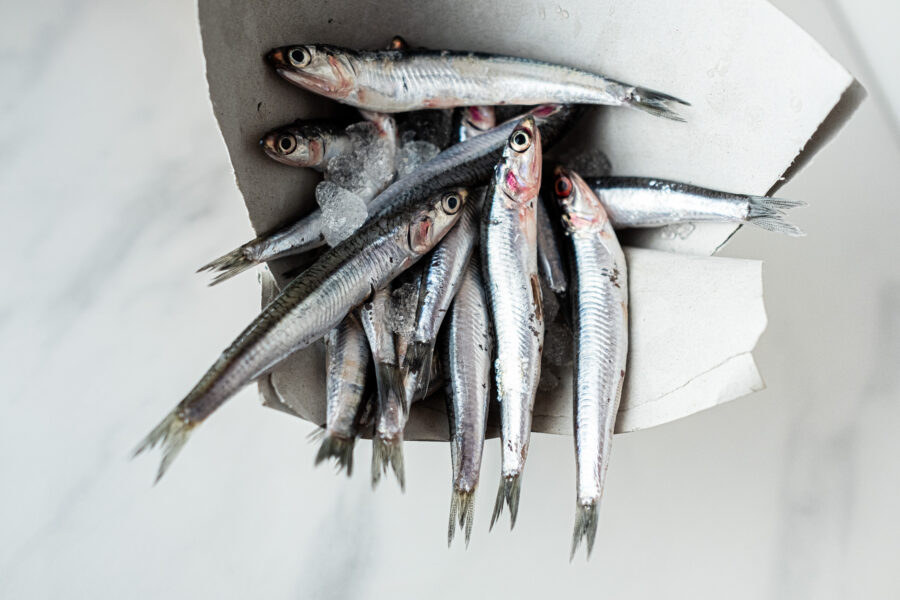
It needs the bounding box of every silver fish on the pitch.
[198,115,399,285]
[203,106,579,289]
[259,120,353,169]
[363,104,580,220]
[443,254,492,546]
[482,116,544,529]
[359,287,407,489]
[266,45,688,120]
[134,187,470,482]
[391,267,425,370]
[586,176,806,235]
[535,194,568,295]
[315,312,370,475]
[454,106,496,143]
[404,189,483,402]
[554,168,628,559]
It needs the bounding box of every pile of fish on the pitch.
[135,38,804,557]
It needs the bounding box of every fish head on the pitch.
[553,167,609,234]
[259,121,339,168]
[408,188,469,255]
[460,106,496,138]
[266,44,356,100]
[498,116,542,205]
[528,104,564,122]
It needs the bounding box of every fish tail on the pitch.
[403,341,434,397]
[570,501,599,561]
[371,435,405,491]
[448,486,477,547]
[314,433,356,477]
[403,341,432,373]
[196,246,256,286]
[132,409,196,483]
[625,86,690,122]
[489,474,522,531]
[747,196,807,236]
[376,363,407,412]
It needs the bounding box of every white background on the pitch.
[1,0,898,597]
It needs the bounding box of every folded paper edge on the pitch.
[768,79,866,196]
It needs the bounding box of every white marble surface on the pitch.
[1,0,898,598]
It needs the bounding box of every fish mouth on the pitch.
[265,48,286,69]
[555,168,608,231]
[267,50,355,101]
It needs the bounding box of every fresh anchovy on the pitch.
[198,115,398,285]
[359,288,407,489]
[259,119,353,169]
[454,106,496,143]
[365,104,579,222]
[134,187,471,482]
[315,313,370,475]
[443,254,492,546]
[535,194,568,295]
[201,106,577,287]
[482,116,544,529]
[554,168,628,559]
[392,267,425,371]
[389,268,429,462]
[404,190,484,403]
[266,44,689,120]
[418,349,445,401]
[586,177,806,235]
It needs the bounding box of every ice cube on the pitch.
[362,134,396,192]
[315,181,368,247]
[325,121,397,200]
[396,141,440,178]
[345,121,380,148]
[324,153,369,197]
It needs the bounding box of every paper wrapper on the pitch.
[198,0,861,438]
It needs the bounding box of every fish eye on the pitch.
[288,47,311,68]
[277,134,297,154]
[510,129,531,152]
[441,192,462,214]
[555,175,573,198]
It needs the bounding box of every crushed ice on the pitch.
[396,141,440,178]
[324,121,397,200]
[315,181,368,247]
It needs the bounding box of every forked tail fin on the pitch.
[314,433,356,477]
[448,486,477,547]
[133,409,196,483]
[197,246,256,286]
[489,474,522,531]
[747,196,807,236]
[403,341,435,400]
[625,86,690,122]
[570,501,599,561]
[371,435,405,491]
